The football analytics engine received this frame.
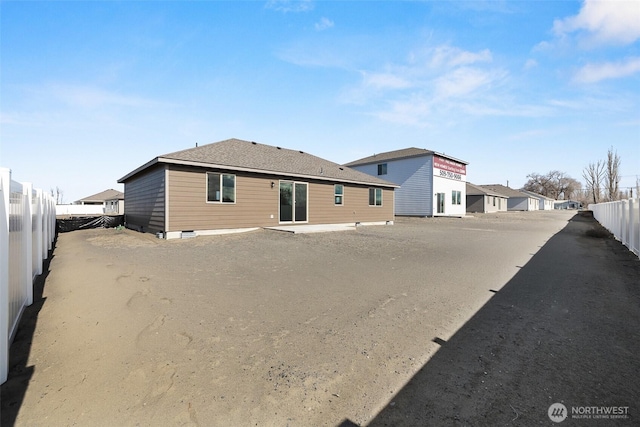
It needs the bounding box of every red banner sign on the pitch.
[434,155,466,175]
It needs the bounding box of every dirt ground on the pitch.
[2,211,639,426]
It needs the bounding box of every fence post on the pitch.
[632,199,640,256]
[621,200,628,246]
[34,189,43,276]
[1,168,11,384]
[630,199,636,255]
[614,202,620,240]
[43,190,51,254]
[48,195,55,251]
[23,183,34,306]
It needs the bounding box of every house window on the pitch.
[377,163,387,175]
[207,172,235,203]
[493,197,496,206]
[334,184,344,205]
[452,190,461,205]
[369,188,382,206]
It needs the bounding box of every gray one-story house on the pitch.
[466,182,508,213]
[479,184,539,211]
[118,138,398,238]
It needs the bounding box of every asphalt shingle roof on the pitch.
[479,184,532,198]
[519,189,555,201]
[344,147,468,167]
[119,138,397,187]
[466,182,508,197]
[344,148,434,166]
[77,189,124,203]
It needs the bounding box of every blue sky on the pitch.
[1,0,639,202]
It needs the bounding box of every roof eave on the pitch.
[431,151,469,165]
[345,152,432,167]
[118,158,161,183]
[120,157,398,188]
[346,151,468,167]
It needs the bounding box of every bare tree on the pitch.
[559,175,581,200]
[582,161,605,204]
[523,172,551,196]
[605,146,621,201]
[575,188,592,207]
[523,170,581,200]
[50,187,64,204]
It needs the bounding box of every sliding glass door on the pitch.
[280,181,307,223]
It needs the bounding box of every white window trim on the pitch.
[278,180,309,224]
[206,172,236,204]
[452,190,462,205]
[334,184,344,206]
[369,188,383,207]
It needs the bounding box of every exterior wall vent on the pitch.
[181,231,197,239]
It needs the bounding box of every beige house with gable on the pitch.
[466,182,508,213]
[118,139,397,238]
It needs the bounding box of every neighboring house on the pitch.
[479,184,539,211]
[466,182,508,213]
[519,189,554,210]
[105,195,125,215]
[57,188,124,216]
[117,138,397,239]
[554,200,582,210]
[345,147,468,217]
[75,189,124,206]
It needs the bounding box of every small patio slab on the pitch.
[265,223,357,234]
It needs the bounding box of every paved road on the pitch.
[2,210,638,426]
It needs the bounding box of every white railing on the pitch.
[589,199,640,258]
[1,167,56,384]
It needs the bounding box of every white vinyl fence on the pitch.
[1,167,56,384]
[55,204,105,216]
[589,199,640,258]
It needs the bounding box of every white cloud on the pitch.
[553,0,640,45]
[343,44,508,126]
[314,17,334,31]
[434,67,498,99]
[532,40,553,52]
[428,46,493,68]
[265,0,314,13]
[282,38,513,126]
[361,71,412,90]
[372,98,431,127]
[573,57,640,83]
[524,59,538,70]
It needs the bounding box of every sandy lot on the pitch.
[2,210,639,426]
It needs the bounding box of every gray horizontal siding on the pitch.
[507,197,528,211]
[351,156,432,216]
[466,195,486,213]
[124,166,165,233]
